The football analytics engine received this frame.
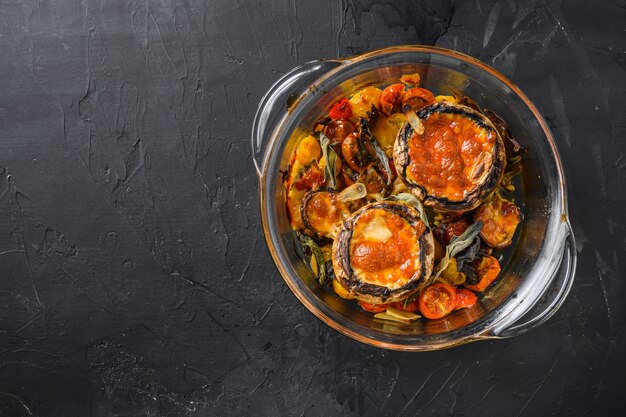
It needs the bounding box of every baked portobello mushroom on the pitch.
[301,189,354,240]
[393,102,506,212]
[332,201,434,304]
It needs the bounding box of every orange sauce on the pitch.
[349,209,423,288]
[305,192,347,237]
[407,112,495,201]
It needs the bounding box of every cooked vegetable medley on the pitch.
[284,72,524,322]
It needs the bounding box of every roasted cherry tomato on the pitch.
[402,87,435,111]
[436,217,471,246]
[391,298,419,313]
[465,256,501,292]
[418,282,457,319]
[455,288,478,309]
[329,98,353,120]
[340,164,358,186]
[379,83,405,116]
[293,164,324,190]
[358,300,388,313]
[323,119,356,145]
[341,132,362,171]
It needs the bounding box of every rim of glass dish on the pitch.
[258,45,571,350]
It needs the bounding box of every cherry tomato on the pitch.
[323,119,356,145]
[358,300,388,313]
[340,164,358,186]
[293,165,324,190]
[329,98,353,120]
[402,87,435,111]
[341,132,362,171]
[418,282,457,319]
[379,83,405,116]
[455,288,478,309]
[465,256,501,292]
[441,217,471,245]
[391,298,419,313]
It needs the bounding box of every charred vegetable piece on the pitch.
[474,199,522,248]
[329,98,353,120]
[393,102,506,212]
[301,189,354,240]
[465,255,501,292]
[418,282,457,319]
[455,288,477,309]
[332,201,435,305]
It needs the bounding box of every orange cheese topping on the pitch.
[304,192,349,238]
[407,112,496,201]
[349,208,423,289]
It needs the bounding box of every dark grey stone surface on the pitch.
[0,0,624,416]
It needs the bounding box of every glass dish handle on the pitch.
[251,59,344,176]
[492,223,577,338]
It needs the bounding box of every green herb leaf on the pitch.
[369,137,392,186]
[298,233,327,285]
[392,193,430,228]
[425,220,483,287]
[319,133,338,189]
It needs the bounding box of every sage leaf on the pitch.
[426,220,484,287]
[298,233,327,285]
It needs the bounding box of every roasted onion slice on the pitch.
[393,102,506,212]
[332,201,434,304]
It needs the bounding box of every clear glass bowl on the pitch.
[251,45,576,351]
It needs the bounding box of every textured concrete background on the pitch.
[0,0,624,416]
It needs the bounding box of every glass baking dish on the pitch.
[251,45,576,351]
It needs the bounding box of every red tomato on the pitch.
[329,98,353,120]
[418,282,457,319]
[465,256,501,292]
[341,132,362,172]
[293,165,324,190]
[358,300,388,313]
[455,288,478,309]
[391,298,419,313]
[402,87,435,111]
[379,83,405,116]
[441,217,471,245]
